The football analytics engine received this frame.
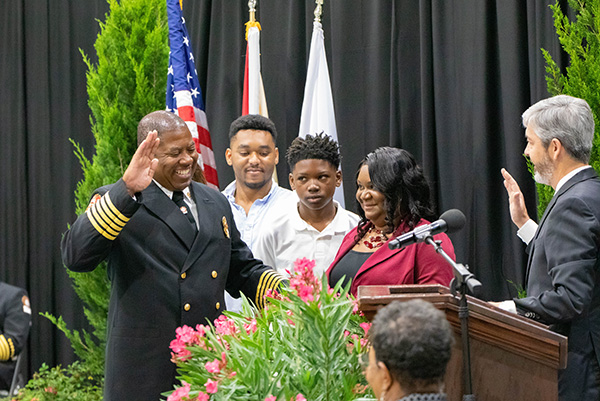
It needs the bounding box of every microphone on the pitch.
[388,209,466,250]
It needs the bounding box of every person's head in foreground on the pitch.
[365,299,454,401]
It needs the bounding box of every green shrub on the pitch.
[538,0,600,216]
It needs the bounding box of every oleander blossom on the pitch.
[166,381,191,401]
[289,257,320,303]
[205,378,219,394]
[170,325,208,363]
[166,257,372,400]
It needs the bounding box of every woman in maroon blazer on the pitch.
[326,147,454,296]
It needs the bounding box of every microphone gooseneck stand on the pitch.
[424,236,482,401]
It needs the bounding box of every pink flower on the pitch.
[205,379,218,394]
[214,315,239,336]
[351,300,359,314]
[228,371,237,378]
[360,322,372,335]
[243,318,257,334]
[265,396,277,401]
[344,330,350,337]
[197,392,210,401]
[296,394,307,401]
[294,257,316,273]
[296,283,314,302]
[167,382,190,401]
[195,324,208,337]
[170,337,187,353]
[44,387,57,394]
[205,359,221,373]
[175,325,197,344]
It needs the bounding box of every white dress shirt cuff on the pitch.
[517,219,538,245]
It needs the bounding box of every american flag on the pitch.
[166,0,218,189]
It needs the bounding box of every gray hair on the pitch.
[522,95,594,163]
[370,299,454,390]
[137,110,188,145]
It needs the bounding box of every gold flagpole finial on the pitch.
[248,0,257,23]
[314,0,324,23]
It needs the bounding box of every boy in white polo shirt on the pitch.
[253,133,359,278]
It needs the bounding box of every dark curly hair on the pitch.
[228,114,277,141]
[370,300,454,392]
[355,147,434,240]
[285,132,341,171]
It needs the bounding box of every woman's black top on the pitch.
[329,250,372,289]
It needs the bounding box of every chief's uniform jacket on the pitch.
[0,282,31,390]
[514,168,600,401]
[61,179,283,401]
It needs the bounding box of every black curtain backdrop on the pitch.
[1,0,569,380]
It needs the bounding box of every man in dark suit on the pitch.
[499,95,600,400]
[61,111,284,401]
[0,282,31,395]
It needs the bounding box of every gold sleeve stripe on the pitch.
[103,193,130,224]
[8,337,14,358]
[255,271,284,309]
[93,199,125,233]
[86,192,130,241]
[0,335,12,361]
[99,196,128,227]
[90,206,120,237]
[87,209,117,240]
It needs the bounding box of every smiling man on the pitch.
[222,115,298,310]
[498,95,600,401]
[253,133,358,277]
[61,111,283,401]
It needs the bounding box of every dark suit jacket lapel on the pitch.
[141,182,196,250]
[525,168,598,285]
[182,184,216,273]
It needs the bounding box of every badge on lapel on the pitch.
[222,216,230,238]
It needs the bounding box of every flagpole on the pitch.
[248,0,256,22]
[314,0,323,23]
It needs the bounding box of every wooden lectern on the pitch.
[357,285,567,401]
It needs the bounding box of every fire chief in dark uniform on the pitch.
[0,282,31,393]
[61,111,284,401]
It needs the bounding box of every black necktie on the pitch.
[172,191,197,231]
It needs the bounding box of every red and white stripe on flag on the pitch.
[166,0,218,189]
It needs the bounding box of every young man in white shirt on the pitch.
[222,114,297,310]
[253,132,359,278]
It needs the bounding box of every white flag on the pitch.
[299,21,344,206]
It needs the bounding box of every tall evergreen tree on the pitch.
[537,0,600,217]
